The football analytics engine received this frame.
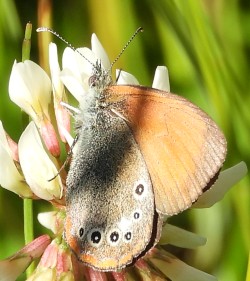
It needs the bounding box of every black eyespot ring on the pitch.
[134,212,140,220]
[124,232,132,241]
[91,231,102,244]
[79,227,84,238]
[110,231,119,243]
[135,184,144,195]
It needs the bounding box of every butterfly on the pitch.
[36,27,227,271]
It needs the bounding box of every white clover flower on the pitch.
[9,60,52,124]
[0,121,33,197]
[49,42,71,143]
[18,121,63,200]
[9,60,60,156]
[38,211,64,234]
[60,33,110,102]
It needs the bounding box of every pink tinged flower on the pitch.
[8,60,60,157]
[0,121,33,197]
[0,121,19,162]
[110,271,127,281]
[18,121,63,200]
[26,239,74,281]
[83,267,108,281]
[49,43,71,143]
[134,259,167,280]
[0,235,51,281]
[193,161,248,208]
[38,211,64,235]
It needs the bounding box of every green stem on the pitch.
[22,22,32,61]
[22,22,35,278]
[23,199,34,276]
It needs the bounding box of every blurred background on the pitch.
[0,0,249,280]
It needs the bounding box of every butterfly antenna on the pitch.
[36,26,95,67]
[108,27,144,72]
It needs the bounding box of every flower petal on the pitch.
[0,122,32,197]
[18,122,63,200]
[60,68,86,102]
[116,70,139,85]
[39,119,61,157]
[91,33,110,70]
[49,43,71,143]
[0,141,32,197]
[160,223,206,249]
[9,60,52,122]
[27,239,74,281]
[193,162,248,208]
[152,66,170,91]
[49,43,64,99]
[0,121,17,160]
[38,211,64,234]
[0,235,51,281]
[62,46,95,80]
[149,250,217,281]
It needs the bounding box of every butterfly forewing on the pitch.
[105,85,227,215]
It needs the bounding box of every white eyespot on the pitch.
[107,228,121,246]
[132,209,142,222]
[117,217,132,231]
[87,228,103,247]
[133,180,147,200]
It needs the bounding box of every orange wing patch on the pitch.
[106,85,227,215]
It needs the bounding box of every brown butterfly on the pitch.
[37,26,227,271]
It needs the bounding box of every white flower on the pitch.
[60,34,110,102]
[49,42,70,143]
[152,66,170,91]
[9,60,52,123]
[116,69,139,85]
[38,211,64,234]
[18,122,63,200]
[9,60,60,156]
[0,121,32,197]
[193,161,247,208]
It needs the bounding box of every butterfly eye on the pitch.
[88,75,97,87]
[135,184,144,195]
[79,227,84,238]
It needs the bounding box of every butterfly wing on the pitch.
[106,85,227,215]
[65,110,161,271]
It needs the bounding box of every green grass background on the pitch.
[0,0,249,280]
